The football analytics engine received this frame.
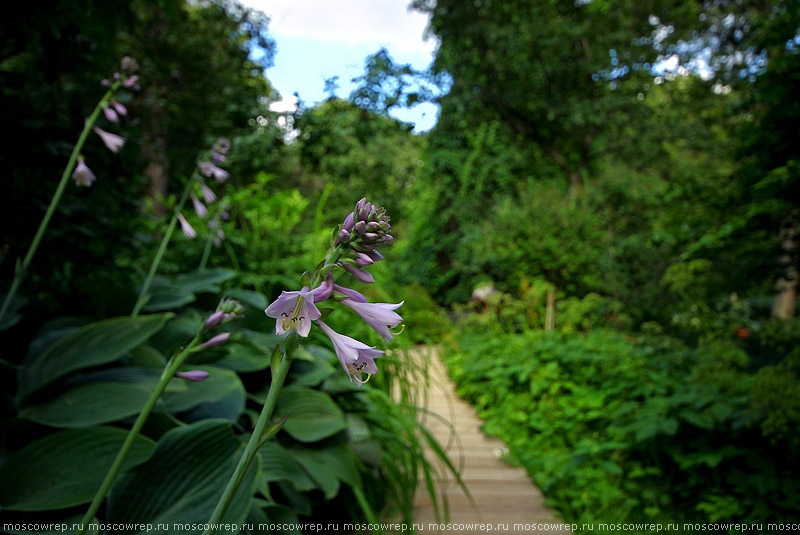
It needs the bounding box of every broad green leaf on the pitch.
[20,370,159,428]
[223,288,268,310]
[215,342,272,372]
[0,427,155,511]
[164,366,244,413]
[106,420,259,533]
[274,386,346,442]
[19,314,172,399]
[289,443,361,499]
[172,268,236,293]
[258,441,316,491]
[287,358,333,388]
[142,286,196,312]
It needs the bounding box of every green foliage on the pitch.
[442,329,800,529]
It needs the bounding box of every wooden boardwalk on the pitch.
[411,349,570,535]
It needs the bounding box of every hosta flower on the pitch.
[190,192,207,217]
[200,181,217,204]
[177,212,197,239]
[175,370,210,382]
[264,287,321,337]
[72,156,96,187]
[204,310,225,330]
[317,321,382,385]
[199,161,229,183]
[333,284,367,303]
[93,127,125,153]
[341,298,404,342]
[213,137,231,154]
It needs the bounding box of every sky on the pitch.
[239,0,440,132]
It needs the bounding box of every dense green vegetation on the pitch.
[1,0,799,533]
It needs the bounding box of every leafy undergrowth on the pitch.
[442,329,800,533]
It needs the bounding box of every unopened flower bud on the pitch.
[204,310,224,330]
[123,75,139,88]
[342,263,375,284]
[103,106,119,123]
[201,332,230,348]
[177,212,197,239]
[120,56,139,73]
[354,221,367,235]
[175,370,210,382]
[111,100,127,116]
[336,229,350,245]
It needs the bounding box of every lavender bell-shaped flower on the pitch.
[93,127,125,153]
[177,212,197,239]
[264,286,321,337]
[341,298,404,342]
[190,192,208,218]
[200,181,217,204]
[72,156,96,187]
[199,161,229,183]
[317,321,383,385]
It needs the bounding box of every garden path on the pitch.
[410,348,570,534]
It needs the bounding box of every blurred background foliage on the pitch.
[1,0,799,532]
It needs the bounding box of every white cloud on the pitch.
[239,0,436,55]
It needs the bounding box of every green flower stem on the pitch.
[131,177,195,317]
[0,82,121,327]
[199,212,220,270]
[76,333,202,534]
[203,337,297,535]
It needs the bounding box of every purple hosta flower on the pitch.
[264,287,321,337]
[72,156,96,187]
[201,332,230,348]
[199,161,229,183]
[177,212,197,239]
[336,229,350,245]
[123,75,139,89]
[317,321,382,385]
[111,100,127,116]
[342,263,375,284]
[175,370,210,382]
[200,181,217,204]
[93,127,125,153]
[190,192,207,218]
[341,298,404,342]
[101,78,111,88]
[103,105,119,123]
[212,152,226,163]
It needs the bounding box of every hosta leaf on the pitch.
[274,386,346,442]
[107,420,258,533]
[0,427,155,511]
[19,314,171,399]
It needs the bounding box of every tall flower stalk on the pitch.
[76,300,241,534]
[131,139,230,317]
[203,198,402,534]
[0,60,137,328]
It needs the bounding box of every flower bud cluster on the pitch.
[335,198,393,249]
[179,138,231,240]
